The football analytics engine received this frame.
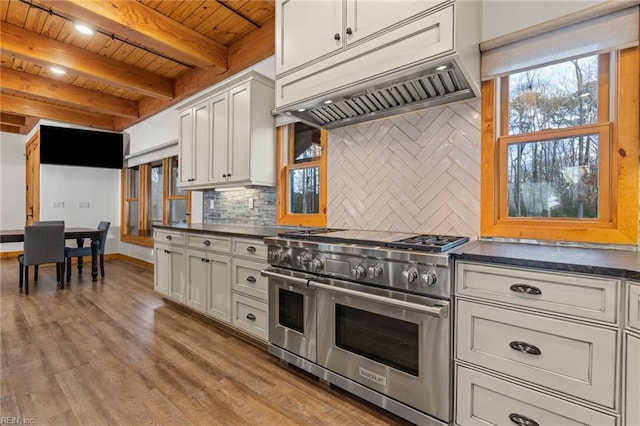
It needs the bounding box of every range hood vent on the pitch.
[284,60,474,129]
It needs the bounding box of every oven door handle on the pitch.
[261,269,310,287]
[308,280,448,318]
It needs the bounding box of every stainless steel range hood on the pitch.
[281,58,475,129]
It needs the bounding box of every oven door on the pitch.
[310,277,450,422]
[262,267,317,363]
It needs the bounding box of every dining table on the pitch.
[0,227,103,281]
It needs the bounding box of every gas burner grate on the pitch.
[387,235,469,252]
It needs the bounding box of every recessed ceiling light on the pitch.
[74,23,94,35]
[50,67,66,75]
[435,65,448,71]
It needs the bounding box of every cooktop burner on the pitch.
[278,229,469,253]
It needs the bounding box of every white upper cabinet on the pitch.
[179,101,210,187]
[276,0,343,75]
[178,72,275,189]
[345,0,442,45]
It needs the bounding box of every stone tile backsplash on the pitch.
[202,186,276,226]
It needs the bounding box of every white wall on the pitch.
[40,164,120,254]
[0,132,27,252]
[482,0,605,41]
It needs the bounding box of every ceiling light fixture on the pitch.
[297,108,306,112]
[435,65,448,71]
[323,100,333,105]
[74,23,94,35]
[50,67,66,75]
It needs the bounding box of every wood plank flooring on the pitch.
[0,259,409,425]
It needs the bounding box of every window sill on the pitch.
[120,234,154,248]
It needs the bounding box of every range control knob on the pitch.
[296,250,312,266]
[367,264,383,278]
[352,264,367,280]
[421,270,438,287]
[268,248,290,263]
[403,267,419,284]
[310,258,324,272]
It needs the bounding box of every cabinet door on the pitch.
[178,109,193,186]
[209,92,229,184]
[192,101,210,186]
[186,249,208,313]
[227,82,251,183]
[206,253,231,322]
[628,281,640,331]
[276,0,343,75]
[627,334,640,426]
[345,0,442,45]
[168,247,186,302]
[154,243,170,295]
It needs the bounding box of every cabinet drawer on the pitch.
[187,234,231,252]
[232,294,268,341]
[154,230,185,245]
[232,258,268,301]
[456,300,617,408]
[456,366,617,426]
[456,262,620,323]
[232,237,267,261]
[627,281,640,331]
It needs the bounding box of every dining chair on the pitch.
[65,221,110,282]
[18,223,65,295]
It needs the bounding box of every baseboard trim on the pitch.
[162,297,268,352]
[0,251,154,270]
[0,251,22,259]
[113,254,153,269]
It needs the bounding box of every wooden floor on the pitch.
[0,258,409,425]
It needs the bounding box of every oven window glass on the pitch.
[279,289,304,334]
[335,304,419,376]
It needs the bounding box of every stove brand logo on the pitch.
[358,367,387,387]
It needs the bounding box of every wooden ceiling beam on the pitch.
[0,112,26,127]
[1,94,114,130]
[0,22,174,100]
[0,124,22,134]
[1,68,139,119]
[113,17,275,131]
[52,0,228,72]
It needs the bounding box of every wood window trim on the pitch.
[276,124,328,227]
[481,47,639,244]
[121,157,191,248]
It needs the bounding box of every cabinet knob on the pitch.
[166,235,172,241]
[246,246,257,253]
[246,276,256,283]
[334,33,340,41]
[227,173,231,177]
[246,313,256,321]
[222,174,227,178]
[346,27,352,35]
[203,240,211,246]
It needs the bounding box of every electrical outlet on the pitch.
[52,201,65,209]
[248,198,254,209]
[209,199,215,209]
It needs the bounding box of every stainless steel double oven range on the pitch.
[262,229,468,426]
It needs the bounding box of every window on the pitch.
[121,156,191,247]
[276,122,327,226]
[481,48,638,244]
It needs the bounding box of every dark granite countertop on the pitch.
[153,223,308,240]
[453,240,640,280]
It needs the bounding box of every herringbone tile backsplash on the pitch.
[327,100,481,237]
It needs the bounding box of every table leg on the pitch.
[91,238,99,281]
[76,238,84,272]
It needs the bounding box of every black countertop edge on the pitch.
[152,223,310,239]
[452,240,640,280]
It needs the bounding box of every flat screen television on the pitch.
[40,125,124,169]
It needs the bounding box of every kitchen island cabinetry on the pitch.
[178,72,275,190]
[455,261,622,425]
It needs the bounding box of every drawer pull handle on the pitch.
[509,413,539,426]
[509,284,542,295]
[203,240,211,246]
[509,341,542,355]
[166,235,172,241]
[246,276,256,283]
[246,246,257,253]
[246,313,256,321]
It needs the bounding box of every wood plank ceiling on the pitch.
[0,0,275,134]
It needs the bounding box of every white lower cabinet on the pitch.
[625,333,640,426]
[155,229,268,342]
[455,261,623,426]
[456,366,617,426]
